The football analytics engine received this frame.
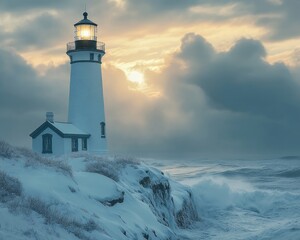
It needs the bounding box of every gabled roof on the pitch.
[30,121,91,139]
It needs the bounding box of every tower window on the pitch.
[98,54,101,62]
[72,138,78,152]
[100,122,106,138]
[42,134,52,154]
[70,56,73,63]
[82,138,87,151]
[90,53,94,60]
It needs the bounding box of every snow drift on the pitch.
[0,141,198,240]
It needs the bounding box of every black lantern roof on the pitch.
[74,12,97,27]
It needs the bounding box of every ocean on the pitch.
[149,157,300,240]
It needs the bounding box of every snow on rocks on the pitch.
[0,141,198,240]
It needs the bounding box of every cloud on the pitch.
[104,33,300,157]
[1,0,299,50]
[118,0,300,41]
[208,0,300,41]
[0,0,72,12]
[0,48,68,146]
[6,12,70,51]
[0,1,114,53]
[177,34,300,120]
[256,0,300,40]
[1,0,299,73]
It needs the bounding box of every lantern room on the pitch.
[74,12,98,50]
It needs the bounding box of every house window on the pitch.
[90,53,94,61]
[42,134,52,153]
[72,138,78,152]
[100,122,106,138]
[82,138,87,151]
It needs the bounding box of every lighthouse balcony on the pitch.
[67,41,105,52]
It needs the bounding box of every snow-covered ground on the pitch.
[3,141,298,240]
[0,141,197,240]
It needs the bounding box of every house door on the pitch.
[72,138,78,152]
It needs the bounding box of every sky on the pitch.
[1,0,300,159]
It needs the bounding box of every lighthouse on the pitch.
[67,12,107,153]
[30,12,107,155]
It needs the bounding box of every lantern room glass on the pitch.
[75,24,97,41]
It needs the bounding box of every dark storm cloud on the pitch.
[214,0,300,40]
[0,49,42,112]
[7,13,69,51]
[0,0,72,12]
[176,33,300,120]
[123,0,199,12]
[117,0,300,41]
[0,48,68,146]
[0,0,298,54]
[0,1,114,51]
[161,33,300,156]
[256,0,300,40]
[110,0,229,31]
[218,0,300,40]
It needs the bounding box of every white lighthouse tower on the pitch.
[67,12,107,153]
[30,12,107,155]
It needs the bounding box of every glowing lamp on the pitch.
[74,12,97,41]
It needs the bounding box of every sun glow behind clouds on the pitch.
[126,70,145,84]
[123,69,161,97]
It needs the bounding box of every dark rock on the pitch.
[176,199,198,228]
[139,176,151,188]
[100,191,125,207]
[68,186,76,193]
